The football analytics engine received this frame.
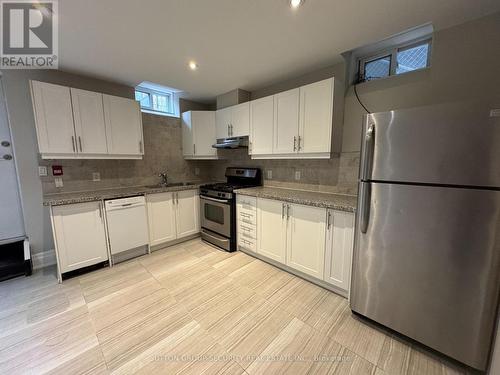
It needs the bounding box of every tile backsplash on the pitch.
[40,112,359,195]
[40,113,212,194]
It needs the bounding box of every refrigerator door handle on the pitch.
[362,123,375,180]
[359,182,371,233]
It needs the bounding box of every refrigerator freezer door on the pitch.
[351,182,500,370]
[361,102,500,187]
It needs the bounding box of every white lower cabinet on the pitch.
[324,210,355,292]
[286,203,326,279]
[147,189,200,246]
[51,201,108,275]
[256,198,287,263]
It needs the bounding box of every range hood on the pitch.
[212,136,249,149]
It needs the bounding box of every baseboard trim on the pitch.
[32,249,56,270]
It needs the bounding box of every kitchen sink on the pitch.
[145,182,195,189]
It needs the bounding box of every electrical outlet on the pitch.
[54,177,63,188]
[490,109,500,117]
[38,166,47,177]
[194,167,200,176]
[92,172,101,182]
[267,170,273,179]
[295,170,301,180]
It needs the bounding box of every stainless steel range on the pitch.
[200,167,261,252]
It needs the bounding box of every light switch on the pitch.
[54,177,63,188]
[267,170,272,179]
[194,167,200,176]
[92,172,101,182]
[295,170,301,180]
[38,166,47,177]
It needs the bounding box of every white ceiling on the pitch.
[59,0,500,102]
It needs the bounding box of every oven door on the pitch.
[200,195,231,238]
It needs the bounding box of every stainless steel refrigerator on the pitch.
[350,102,500,371]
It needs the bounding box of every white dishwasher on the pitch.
[105,196,149,255]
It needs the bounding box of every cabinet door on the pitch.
[30,81,76,155]
[103,95,143,156]
[231,102,250,137]
[257,198,287,263]
[147,192,177,246]
[52,201,108,273]
[324,210,354,292]
[250,96,274,155]
[192,111,216,157]
[299,78,334,154]
[273,88,299,154]
[181,111,194,157]
[70,88,108,155]
[215,107,232,139]
[175,190,200,238]
[287,203,326,279]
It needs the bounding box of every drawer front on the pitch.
[238,237,256,252]
[238,210,256,225]
[237,195,257,210]
[239,224,256,240]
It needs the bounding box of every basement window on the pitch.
[135,87,174,116]
[358,39,431,82]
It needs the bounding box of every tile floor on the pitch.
[0,238,470,374]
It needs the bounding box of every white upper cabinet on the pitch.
[249,95,274,155]
[216,107,232,139]
[71,88,108,155]
[103,94,143,157]
[31,81,76,155]
[215,102,250,139]
[182,111,217,159]
[273,88,300,154]
[324,210,354,293]
[230,102,250,137]
[286,203,326,279]
[299,78,334,154]
[30,80,144,159]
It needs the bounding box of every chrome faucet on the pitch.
[158,172,168,186]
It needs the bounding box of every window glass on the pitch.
[364,56,391,81]
[396,42,429,74]
[152,93,170,113]
[135,91,151,108]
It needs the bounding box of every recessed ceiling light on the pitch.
[188,61,198,70]
[289,0,304,8]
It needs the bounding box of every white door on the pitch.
[250,96,274,155]
[324,210,354,292]
[231,102,250,137]
[192,111,216,157]
[52,202,108,273]
[103,95,143,156]
[70,88,108,155]
[257,198,287,263]
[175,190,200,238]
[30,81,76,155]
[299,78,334,154]
[181,111,194,157]
[0,80,24,242]
[147,192,177,246]
[287,203,326,279]
[215,107,231,139]
[273,88,299,154]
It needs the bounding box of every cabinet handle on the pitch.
[227,124,230,137]
[78,136,83,152]
[71,136,76,152]
[286,204,290,220]
[298,136,302,151]
[139,140,143,153]
[293,136,297,152]
[230,124,233,137]
[98,202,103,220]
[193,144,196,155]
[281,203,285,219]
[327,211,332,229]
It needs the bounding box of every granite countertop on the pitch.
[43,182,206,206]
[235,186,357,213]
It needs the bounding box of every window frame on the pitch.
[358,37,432,82]
[135,87,174,116]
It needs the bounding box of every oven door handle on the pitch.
[201,195,230,203]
